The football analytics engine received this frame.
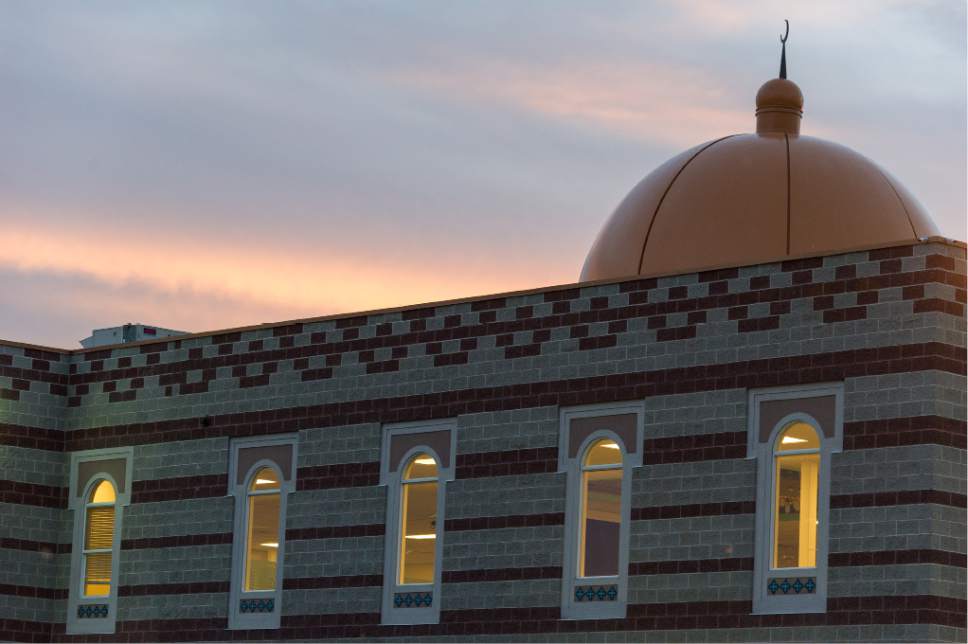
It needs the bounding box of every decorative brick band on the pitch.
[5,594,960,640]
[52,342,966,452]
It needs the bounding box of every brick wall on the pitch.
[0,240,964,642]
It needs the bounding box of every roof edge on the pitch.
[2,236,963,355]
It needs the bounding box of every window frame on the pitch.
[228,434,298,630]
[559,402,644,620]
[379,419,456,626]
[748,383,843,615]
[66,447,133,635]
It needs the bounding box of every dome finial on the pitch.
[779,20,789,79]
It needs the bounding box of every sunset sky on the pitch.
[2,1,965,348]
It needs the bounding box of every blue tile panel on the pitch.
[77,604,109,619]
[767,577,817,595]
[574,584,618,602]
[239,598,275,613]
[393,592,433,608]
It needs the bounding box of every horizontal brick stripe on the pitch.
[644,431,746,465]
[456,447,558,478]
[629,557,754,575]
[297,462,380,491]
[442,565,562,583]
[444,512,565,531]
[121,532,233,550]
[131,473,227,503]
[831,489,967,509]
[632,500,755,521]
[0,480,67,509]
[52,342,965,452]
[0,423,64,452]
[285,523,385,541]
[0,537,69,554]
[829,549,967,568]
[844,415,966,451]
[284,574,383,590]
[6,594,959,641]
[118,580,229,596]
[0,583,67,600]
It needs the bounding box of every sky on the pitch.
[2,1,965,349]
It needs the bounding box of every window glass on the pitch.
[584,439,622,467]
[83,480,116,597]
[776,422,820,452]
[579,439,623,578]
[404,453,438,479]
[90,480,116,503]
[773,451,819,568]
[245,468,281,591]
[400,453,438,584]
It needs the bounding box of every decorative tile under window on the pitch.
[239,598,275,613]
[767,577,816,595]
[77,604,109,619]
[393,591,433,608]
[574,584,619,602]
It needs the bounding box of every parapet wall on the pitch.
[0,240,965,641]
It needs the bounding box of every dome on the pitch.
[580,77,940,282]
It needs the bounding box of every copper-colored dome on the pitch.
[580,78,940,282]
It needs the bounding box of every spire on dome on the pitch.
[779,19,789,79]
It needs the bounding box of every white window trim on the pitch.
[66,447,133,635]
[559,402,644,620]
[748,383,843,615]
[379,419,456,625]
[228,434,298,630]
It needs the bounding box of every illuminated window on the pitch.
[67,447,132,635]
[380,420,456,625]
[399,453,439,585]
[748,383,843,615]
[579,439,623,578]
[559,403,644,620]
[82,480,117,597]
[244,467,281,591]
[772,423,820,569]
[228,434,297,630]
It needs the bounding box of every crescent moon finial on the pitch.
[779,20,789,79]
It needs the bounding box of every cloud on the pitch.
[0,1,963,347]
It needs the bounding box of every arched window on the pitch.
[244,467,281,592]
[579,439,623,578]
[67,448,131,635]
[380,419,456,626]
[399,453,439,585]
[82,480,117,597]
[227,434,297,630]
[772,422,820,569]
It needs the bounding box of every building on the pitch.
[79,325,187,350]
[0,64,965,643]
